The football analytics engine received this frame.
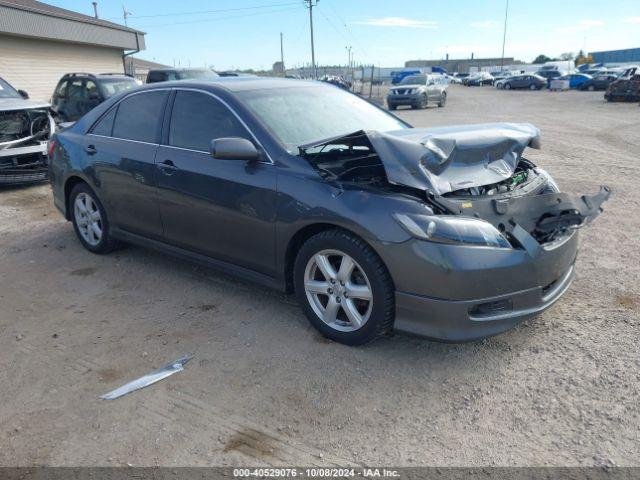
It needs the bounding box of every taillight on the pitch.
[47,139,57,157]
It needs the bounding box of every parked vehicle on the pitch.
[51,73,138,122]
[0,76,55,185]
[535,69,562,84]
[386,74,447,110]
[501,74,547,90]
[553,73,592,89]
[391,69,422,85]
[320,75,351,90]
[578,74,618,91]
[48,78,610,345]
[465,72,494,86]
[146,68,219,83]
[605,66,640,102]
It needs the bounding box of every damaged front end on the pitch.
[299,123,610,252]
[0,108,55,185]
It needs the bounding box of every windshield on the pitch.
[176,69,219,80]
[237,86,408,152]
[400,75,426,85]
[0,77,21,99]
[99,78,138,98]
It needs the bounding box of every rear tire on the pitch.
[294,229,395,345]
[70,183,121,254]
[588,84,595,91]
[529,83,536,90]
[504,83,512,90]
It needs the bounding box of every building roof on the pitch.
[0,0,142,33]
[0,0,145,50]
[128,57,170,70]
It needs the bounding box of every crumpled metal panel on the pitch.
[366,123,541,195]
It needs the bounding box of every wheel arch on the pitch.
[283,223,389,293]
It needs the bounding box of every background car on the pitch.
[554,73,592,89]
[320,75,351,90]
[0,76,54,185]
[578,74,618,91]
[387,73,447,110]
[501,74,546,90]
[535,69,562,86]
[51,73,138,121]
[465,72,494,86]
[605,66,640,102]
[146,68,219,83]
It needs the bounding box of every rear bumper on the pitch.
[394,263,575,341]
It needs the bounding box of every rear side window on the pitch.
[168,90,249,152]
[91,108,117,136]
[112,91,167,143]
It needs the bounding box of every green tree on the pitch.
[532,54,552,64]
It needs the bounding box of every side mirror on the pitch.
[18,89,29,99]
[210,137,260,161]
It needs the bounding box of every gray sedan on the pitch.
[48,78,609,345]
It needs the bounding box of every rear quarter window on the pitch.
[91,108,117,136]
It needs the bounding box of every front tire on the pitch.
[438,92,447,107]
[70,183,121,254]
[529,83,536,90]
[504,82,512,90]
[294,230,395,345]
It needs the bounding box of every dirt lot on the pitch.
[1,86,638,467]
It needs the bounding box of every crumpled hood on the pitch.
[0,98,51,112]
[366,123,541,195]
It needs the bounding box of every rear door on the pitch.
[86,89,169,239]
[155,89,278,276]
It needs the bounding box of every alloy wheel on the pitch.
[304,249,373,332]
[74,192,103,246]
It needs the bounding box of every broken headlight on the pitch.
[393,213,511,248]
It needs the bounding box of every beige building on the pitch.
[0,0,145,101]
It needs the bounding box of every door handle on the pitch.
[157,159,178,175]
[84,145,97,155]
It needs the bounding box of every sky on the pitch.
[48,0,640,70]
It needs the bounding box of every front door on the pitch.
[87,90,169,239]
[156,89,278,276]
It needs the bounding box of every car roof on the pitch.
[135,76,321,93]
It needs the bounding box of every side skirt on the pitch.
[111,228,286,292]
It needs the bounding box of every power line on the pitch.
[103,1,300,21]
[324,0,371,61]
[136,6,300,29]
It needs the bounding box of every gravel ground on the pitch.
[0,86,638,467]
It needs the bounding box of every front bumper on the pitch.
[387,93,421,105]
[0,142,49,185]
[384,231,579,341]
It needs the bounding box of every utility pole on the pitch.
[280,32,285,76]
[92,1,98,19]
[122,4,131,27]
[304,0,319,79]
[345,45,352,81]
[500,0,509,71]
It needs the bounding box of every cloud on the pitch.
[354,17,438,28]
[470,20,499,29]
[555,19,604,33]
[624,17,640,24]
